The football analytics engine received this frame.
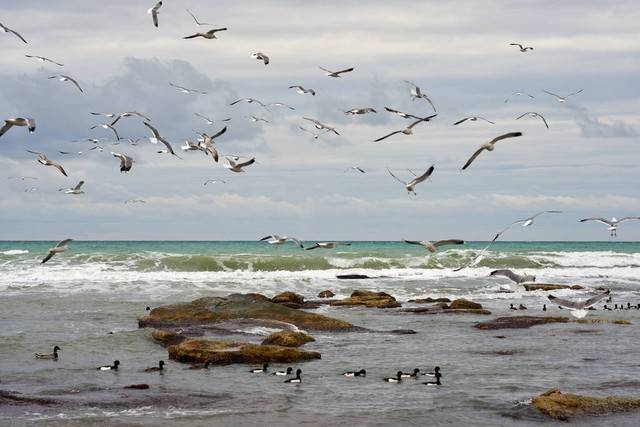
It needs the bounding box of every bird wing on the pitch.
[579,217,613,226]
[515,112,529,120]
[433,239,464,248]
[63,75,83,93]
[543,90,562,99]
[236,158,255,168]
[410,165,435,185]
[0,120,13,137]
[538,114,549,128]
[73,181,84,191]
[386,168,407,185]
[5,25,27,43]
[453,117,469,125]
[478,117,495,124]
[211,126,227,139]
[260,235,275,241]
[461,147,486,170]
[41,251,55,264]
[510,43,524,49]
[490,269,523,283]
[335,67,354,74]
[547,293,605,310]
[319,66,333,74]
[205,146,219,162]
[532,210,562,219]
[404,240,424,246]
[143,121,161,138]
[52,161,68,176]
[374,130,402,142]
[285,237,304,248]
[158,137,179,157]
[566,89,584,98]
[106,124,120,140]
[302,117,320,126]
[305,244,320,251]
[55,238,73,248]
[183,33,201,39]
[185,8,199,24]
[422,96,436,112]
[489,132,523,145]
[617,217,640,224]
[229,99,245,106]
[407,115,437,129]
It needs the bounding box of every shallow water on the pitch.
[1,241,640,426]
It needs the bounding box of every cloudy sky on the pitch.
[1,0,639,240]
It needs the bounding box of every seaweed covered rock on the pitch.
[524,283,583,291]
[330,290,401,309]
[317,290,335,298]
[449,298,482,310]
[409,297,451,303]
[261,331,315,347]
[474,316,569,330]
[403,307,491,315]
[532,388,640,421]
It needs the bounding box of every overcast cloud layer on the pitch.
[0,0,639,240]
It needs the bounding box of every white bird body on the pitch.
[260,235,303,248]
[579,216,640,237]
[41,239,72,264]
[224,157,255,173]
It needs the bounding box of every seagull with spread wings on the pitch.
[48,75,83,93]
[27,150,68,176]
[184,28,228,39]
[504,92,535,103]
[289,85,316,96]
[374,115,437,142]
[260,235,304,248]
[303,117,339,135]
[384,107,423,120]
[543,89,583,103]
[195,113,231,125]
[548,290,610,319]
[25,55,63,66]
[229,97,267,108]
[515,112,549,128]
[513,211,562,227]
[0,118,36,138]
[453,116,495,126]
[387,165,435,195]
[143,122,180,158]
[305,242,351,250]
[404,80,436,111]
[319,66,354,77]
[489,269,536,284]
[148,1,162,27]
[579,217,640,237]
[112,152,133,172]
[509,42,533,52]
[169,82,207,95]
[58,181,85,195]
[1,22,27,43]
[41,239,72,264]
[224,157,255,172]
[461,132,523,170]
[404,239,464,253]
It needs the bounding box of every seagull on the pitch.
[48,75,83,93]
[185,8,212,26]
[260,235,304,248]
[252,52,269,65]
[25,55,63,66]
[288,85,315,96]
[203,179,227,186]
[143,122,180,157]
[90,123,120,141]
[515,112,549,128]
[8,176,38,180]
[454,228,507,272]
[224,157,255,173]
[229,97,267,108]
[305,242,351,250]
[542,89,583,103]
[384,107,423,120]
[510,43,534,52]
[195,126,227,162]
[319,66,354,77]
[512,211,562,227]
[27,150,68,176]
[461,132,523,170]
[183,28,228,39]
[112,152,133,172]
[345,108,377,115]
[302,117,340,135]
[110,111,151,126]
[0,118,36,138]
[90,112,116,118]
[194,113,231,125]
[169,82,207,95]
[373,115,437,142]
[266,102,295,110]
[41,239,72,264]
[504,92,535,103]
[579,217,640,237]
[548,290,610,319]
[349,166,366,173]
[404,80,436,111]
[489,269,535,284]
[298,126,327,140]
[248,115,270,124]
[181,140,204,152]
[387,165,435,195]
[125,199,146,204]
[58,181,85,195]
[0,22,27,43]
[24,187,38,193]
[148,1,162,27]
[404,239,464,253]
[453,116,495,125]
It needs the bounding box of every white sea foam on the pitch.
[1,249,29,255]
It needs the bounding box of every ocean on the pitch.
[1,241,639,426]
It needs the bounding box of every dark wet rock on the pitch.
[0,390,59,406]
[523,283,583,291]
[450,298,483,310]
[336,274,371,279]
[402,306,491,315]
[494,335,506,339]
[408,297,451,303]
[152,329,187,347]
[245,293,270,302]
[301,299,336,309]
[388,329,417,334]
[261,331,315,347]
[168,339,321,365]
[330,290,401,309]
[139,293,358,332]
[318,290,335,298]
[532,388,640,421]
[124,384,150,390]
[271,291,305,309]
[576,318,631,325]
[475,316,569,330]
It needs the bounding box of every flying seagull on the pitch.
[579,217,640,237]
[252,52,269,65]
[349,166,366,173]
[489,269,535,284]
[48,75,83,93]
[0,22,27,43]
[110,111,151,126]
[288,85,315,96]
[229,97,267,107]
[319,66,354,77]
[515,112,549,128]
[185,8,213,26]
[299,126,327,140]
[143,122,180,157]
[125,199,146,204]
[387,165,435,195]
[303,117,340,135]
[305,242,351,250]
[373,115,437,142]
[509,43,533,52]
[513,211,562,227]
[384,107,423,120]
[90,123,120,141]
[90,112,116,118]
[203,179,227,186]
[25,55,63,66]
[184,28,228,39]
[345,108,376,115]
[58,181,85,195]
[260,235,304,248]
[543,89,583,103]
[112,152,133,172]
[27,150,68,176]
[224,157,255,172]
[41,239,72,264]
[504,92,535,103]
[453,116,495,126]
[169,82,207,95]
[8,176,38,180]
[148,1,162,27]
[404,80,436,111]
[0,118,36,138]
[195,126,227,162]
[548,290,610,319]
[195,113,230,124]
[248,115,270,124]
[266,102,295,110]
[404,239,464,253]
[461,132,523,170]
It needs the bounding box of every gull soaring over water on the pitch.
[513,211,562,227]
[27,150,67,176]
[305,242,351,250]
[289,85,315,96]
[0,118,36,138]
[48,75,83,93]
[0,22,27,43]
[489,269,536,284]
[461,132,523,170]
[319,66,354,77]
[374,115,437,142]
[387,165,434,195]
[543,89,583,103]
[404,239,464,253]
[41,239,72,264]
[260,235,304,248]
[515,112,549,128]
[25,55,63,66]
[548,290,610,319]
[579,217,640,237]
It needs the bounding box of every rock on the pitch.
[576,318,631,325]
[336,274,371,279]
[139,293,358,332]
[402,307,491,315]
[271,291,305,306]
[0,390,58,406]
[388,329,417,334]
[301,299,335,309]
[317,290,335,298]
[449,298,482,309]
[261,331,315,347]
[124,384,150,390]
[532,388,640,421]
[168,339,321,365]
[151,329,186,347]
[523,283,583,291]
[409,297,451,303]
[474,316,569,330]
[330,290,401,309]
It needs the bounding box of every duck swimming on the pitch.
[384,371,403,383]
[144,360,164,372]
[273,367,293,376]
[284,369,302,383]
[401,368,420,378]
[250,363,268,373]
[421,366,441,377]
[343,369,367,377]
[98,360,120,371]
[423,372,442,386]
[35,345,61,360]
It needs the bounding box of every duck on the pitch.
[35,345,61,360]
[542,304,547,312]
[273,367,293,376]
[509,304,518,311]
[98,360,120,371]
[188,361,211,370]
[144,360,165,372]
[250,363,268,373]
[384,371,403,383]
[284,368,302,383]
[603,305,612,311]
[343,369,367,377]
[518,304,527,310]
[421,366,441,377]
[423,372,442,386]
[401,368,420,378]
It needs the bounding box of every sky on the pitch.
[0,0,639,241]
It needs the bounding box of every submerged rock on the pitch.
[271,291,305,308]
[317,290,335,298]
[330,290,401,309]
[474,316,569,330]
[523,283,583,291]
[450,298,482,310]
[408,297,451,303]
[576,318,631,325]
[151,329,187,347]
[532,388,640,421]
[336,274,371,279]
[124,384,150,390]
[402,307,491,315]
[168,339,321,365]
[0,390,59,406]
[261,331,315,347]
